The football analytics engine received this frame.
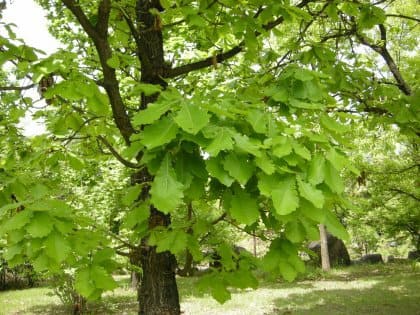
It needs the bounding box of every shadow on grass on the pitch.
[24,288,138,315]
[20,264,420,315]
[267,273,420,315]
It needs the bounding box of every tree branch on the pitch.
[61,0,135,144]
[0,83,36,91]
[96,0,111,37]
[386,14,420,23]
[356,24,412,96]
[165,0,315,78]
[389,188,420,202]
[97,135,143,169]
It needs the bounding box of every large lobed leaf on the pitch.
[150,154,184,213]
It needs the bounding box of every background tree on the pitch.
[346,124,419,256]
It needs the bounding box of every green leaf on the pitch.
[44,230,71,263]
[106,55,120,68]
[132,101,170,125]
[152,229,189,255]
[301,201,326,223]
[174,103,210,134]
[272,137,292,158]
[205,127,234,156]
[33,254,51,272]
[211,280,231,304]
[93,248,115,264]
[308,154,325,185]
[324,210,349,241]
[324,161,344,193]
[133,83,162,96]
[90,265,118,290]
[255,153,275,175]
[257,173,282,197]
[293,68,314,81]
[122,185,142,206]
[206,158,234,187]
[3,244,22,260]
[29,183,49,199]
[140,117,178,149]
[358,5,386,29]
[320,115,348,134]
[223,153,255,185]
[326,148,347,171]
[27,199,73,218]
[1,210,33,232]
[86,93,109,115]
[0,202,25,218]
[279,259,297,282]
[271,177,299,215]
[297,178,324,208]
[67,154,85,171]
[292,141,311,160]
[75,268,96,298]
[289,98,324,110]
[150,154,184,213]
[247,110,267,134]
[122,204,150,229]
[230,188,260,225]
[233,133,262,157]
[285,220,306,243]
[225,270,258,289]
[26,212,54,238]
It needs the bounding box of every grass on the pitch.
[0,262,419,315]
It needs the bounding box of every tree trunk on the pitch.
[134,2,180,314]
[178,203,194,277]
[319,224,331,271]
[138,210,180,315]
[253,232,257,257]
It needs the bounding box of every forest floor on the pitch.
[0,262,419,315]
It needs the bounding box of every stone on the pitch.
[408,250,419,260]
[360,253,384,264]
[308,233,351,267]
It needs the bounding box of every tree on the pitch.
[0,1,418,314]
[346,124,419,255]
[319,224,331,271]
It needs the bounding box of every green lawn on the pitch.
[1,263,419,315]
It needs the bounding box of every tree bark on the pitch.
[319,224,331,271]
[134,1,180,314]
[138,209,180,315]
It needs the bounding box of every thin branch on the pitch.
[211,212,227,225]
[356,24,412,96]
[0,83,36,91]
[389,188,420,202]
[61,0,135,144]
[369,163,420,174]
[97,135,143,169]
[165,0,315,78]
[386,14,420,23]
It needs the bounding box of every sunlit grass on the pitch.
[0,262,419,315]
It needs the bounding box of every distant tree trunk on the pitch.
[319,224,331,271]
[178,204,194,277]
[253,232,257,257]
[129,247,141,290]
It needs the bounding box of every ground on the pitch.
[0,262,419,315]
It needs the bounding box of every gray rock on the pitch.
[308,234,351,267]
[360,253,384,264]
